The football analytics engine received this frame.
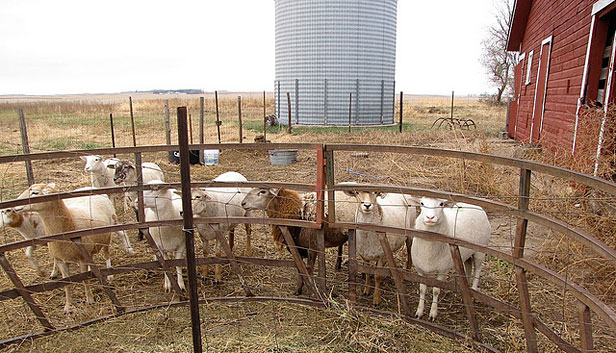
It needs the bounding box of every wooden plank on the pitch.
[199,96,204,164]
[578,302,594,353]
[263,90,267,142]
[0,253,54,331]
[316,229,326,293]
[73,240,124,313]
[377,232,411,316]
[399,91,403,133]
[279,226,323,302]
[213,230,253,297]
[449,245,481,342]
[134,153,147,240]
[347,229,357,305]
[18,108,34,185]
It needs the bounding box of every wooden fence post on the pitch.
[109,113,116,158]
[18,109,34,186]
[164,100,173,162]
[287,92,292,134]
[215,91,222,144]
[199,96,204,164]
[399,91,403,133]
[348,93,352,133]
[263,90,267,141]
[129,96,137,147]
[238,96,243,143]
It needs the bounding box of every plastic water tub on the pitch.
[268,149,297,166]
[204,149,220,165]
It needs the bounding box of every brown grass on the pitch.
[0,94,615,352]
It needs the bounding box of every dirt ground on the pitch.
[0,95,614,352]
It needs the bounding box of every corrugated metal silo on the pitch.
[275,0,397,126]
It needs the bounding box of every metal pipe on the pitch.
[177,106,203,353]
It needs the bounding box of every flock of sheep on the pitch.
[0,155,491,321]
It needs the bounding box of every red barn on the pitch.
[507,0,616,155]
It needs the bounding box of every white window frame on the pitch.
[525,50,534,85]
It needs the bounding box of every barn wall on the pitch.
[514,0,595,149]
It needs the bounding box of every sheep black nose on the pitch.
[241,202,246,207]
[179,210,183,216]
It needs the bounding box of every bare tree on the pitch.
[480,0,516,103]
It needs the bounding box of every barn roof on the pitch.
[506,0,533,51]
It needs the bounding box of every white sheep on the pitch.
[344,190,415,305]
[0,208,58,278]
[410,197,491,320]
[143,180,186,292]
[190,171,252,282]
[109,159,165,240]
[15,183,118,314]
[80,155,119,200]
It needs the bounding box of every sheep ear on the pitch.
[377,192,387,198]
[342,190,358,197]
[107,163,116,169]
[80,156,86,161]
[406,196,422,207]
[444,200,456,208]
[268,188,280,196]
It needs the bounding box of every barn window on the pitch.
[525,50,533,85]
[583,6,616,105]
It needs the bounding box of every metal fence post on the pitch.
[177,106,203,353]
[514,168,538,353]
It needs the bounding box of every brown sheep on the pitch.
[15,183,114,314]
[241,187,347,295]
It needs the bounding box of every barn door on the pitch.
[530,36,553,144]
[509,55,524,138]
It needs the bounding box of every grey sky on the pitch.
[0,0,497,96]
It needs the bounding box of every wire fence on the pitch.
[0,126,615,352]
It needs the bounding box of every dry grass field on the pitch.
[0,93,614,353]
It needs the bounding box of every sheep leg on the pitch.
[294,266,304,296]
[335,244,343,270]
[49,258,59,279]
[175,248,186,291]
[405,236,413,270]
[79,261,94,305]
[363,268,372,296]
[160,253,172,292]
[214,238,223,284]
[228,229,235,252]
[113,214,135,255]
[103,244,113,283]
[429,274,447,320]
[373,258,384,305]
[244,223,252,256]
[201,238,210,278]
[299,250,318,296]
[24,246,44,276]
[464,257,473,284]
[470,253,486,290]
[133,208,144,241]
[415,269,426,319]
[57,261,74,314]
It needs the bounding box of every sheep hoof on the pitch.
[63,304,74,315]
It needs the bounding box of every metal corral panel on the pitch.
[275,0,397,126]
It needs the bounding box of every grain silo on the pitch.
[275,0,397,126]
